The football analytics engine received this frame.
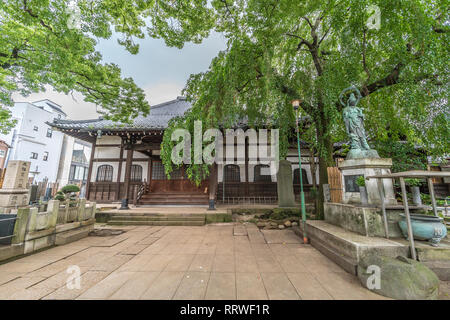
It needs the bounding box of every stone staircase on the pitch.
[107,213,206,226]
[138,192,209,206]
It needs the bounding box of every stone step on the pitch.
[107,220,205,226]
[141,193,208,198]
[294,220,410,275]
[109,215,205,221]
[423,260,450,281]
[138,200,208,205]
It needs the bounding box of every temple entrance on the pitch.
[140,160,209,205]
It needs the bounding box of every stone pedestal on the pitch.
[338,158,397,205]
[277,160,296,207]
[0,161,31,209]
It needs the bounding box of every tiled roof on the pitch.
[47,97,191,132]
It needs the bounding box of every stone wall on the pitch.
[0,199,96,262]
[324,203,404,238]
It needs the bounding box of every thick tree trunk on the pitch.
[315,111,334,220]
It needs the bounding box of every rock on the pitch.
[256,222,266,228]
[284,220,292,227]
[292,222,298,226]
[278,225,285,229]
[357,254,440,300]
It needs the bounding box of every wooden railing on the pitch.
[134,182,147,205]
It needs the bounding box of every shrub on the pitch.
[356,176,366,187]
[61,184,80,194]
[405,178,422,187]
[54,191,65,201]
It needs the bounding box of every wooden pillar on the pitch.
[119,147,133,209]
[85,142,96,200]
[208,163,218,210]
[116,141,124,201]
[147,157,152,192]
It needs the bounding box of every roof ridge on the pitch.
[150,97,187,109]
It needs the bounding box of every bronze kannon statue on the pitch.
[340,85,379,159]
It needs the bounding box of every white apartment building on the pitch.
[0,99,67,183]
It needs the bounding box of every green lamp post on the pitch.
[291,99,308,244]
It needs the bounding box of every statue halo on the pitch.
[339,85,362,107]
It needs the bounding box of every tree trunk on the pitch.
[315,111,334,220]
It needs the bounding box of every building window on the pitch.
[43,151,49,161]
[224,164,240,182]
[46,128,52,138]
[33,126,38,131]
[30,152,38,159]
[96,165,113,182]
[254,164,272,182]
[69,165,76,180]
[130,165,143,182]
[0,150,5,158]
[293,168,309,184]
[151,161,167,180]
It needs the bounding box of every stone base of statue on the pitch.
[346,149,379,160]
[338,158,397,206]
[277,160,296,207]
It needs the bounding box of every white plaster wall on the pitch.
[96,146,121,158]
[96,136,121,145]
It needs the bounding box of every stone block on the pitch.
[12,208,30,244]
[0,191,29,208]
[276,160,296,207]
[339,158,396,205]
[2,161,30,189]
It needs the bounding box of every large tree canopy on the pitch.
[0,0,214,133]
[159,0,449,217]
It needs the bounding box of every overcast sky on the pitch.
[12,32,227,120]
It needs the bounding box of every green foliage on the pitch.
[373,141,428,172]
[54,191,65,201]
[0,0,214,130]
[356,176,366,187]
[405,178,422,187]
[60,184,80,194]
[158,0,449,187]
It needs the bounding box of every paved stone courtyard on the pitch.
[0,224,395,300]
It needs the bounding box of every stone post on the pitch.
[90,202,97,220]
[78,199,86,221]
[47,200,59,228]
[26,207,39,233]
[277,160,296,207]
[11,208,30,244]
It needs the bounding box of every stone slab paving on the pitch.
[1,222,444,300]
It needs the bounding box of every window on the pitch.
[293,168,309,184]
[69,165,76,180]
[96,165,113,182]
[46,128,52,138]
[254,165,272,182]
[130,165,143,182]
[30,152,38,159]
[33,126,38,131]
[0,150,5,158]
[151,161,167,180]
[224,164,240,182]
[43,151,49,161]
